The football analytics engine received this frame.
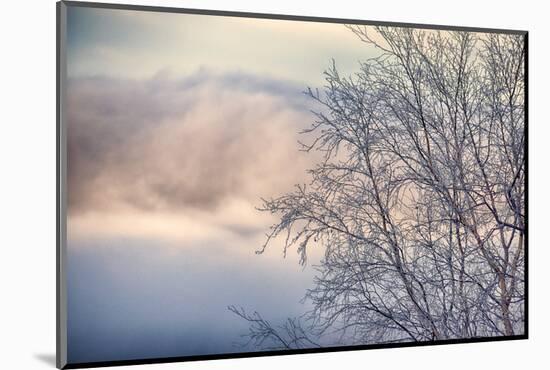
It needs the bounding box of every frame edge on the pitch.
[57,1,68,369]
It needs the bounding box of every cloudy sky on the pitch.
[65,4,378,364]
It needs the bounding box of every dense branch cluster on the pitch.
[235,26,525,348]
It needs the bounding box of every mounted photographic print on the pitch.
[56,1,528,368]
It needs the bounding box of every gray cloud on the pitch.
[67,70,318,215]
[65,71,329,363]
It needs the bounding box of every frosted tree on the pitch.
[232,26,525,347]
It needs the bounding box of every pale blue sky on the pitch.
[67,5,378,85]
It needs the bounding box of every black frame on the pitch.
[56,1,528,368]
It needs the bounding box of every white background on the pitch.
[0,0,547,369]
